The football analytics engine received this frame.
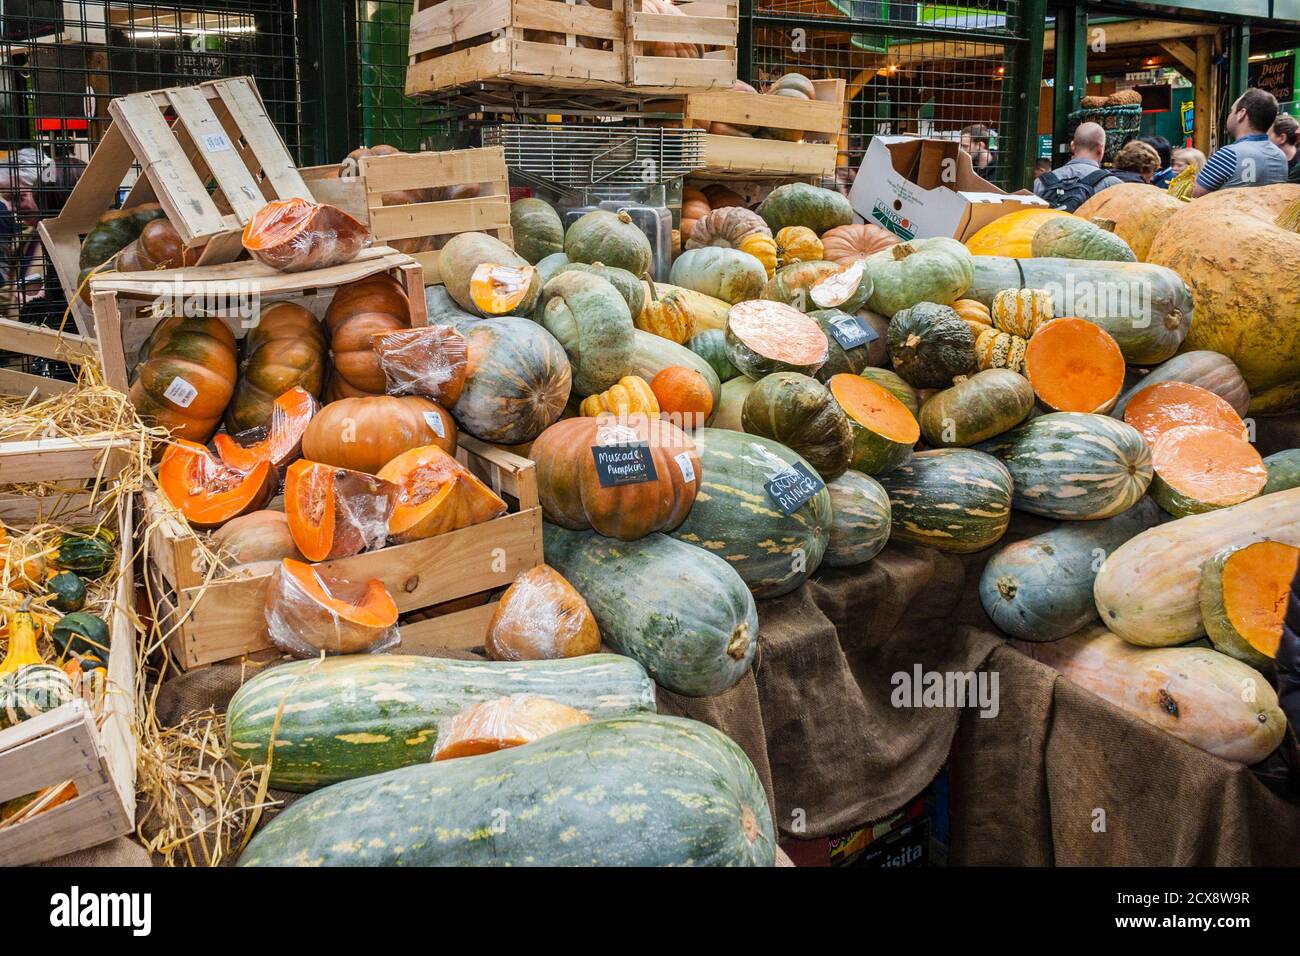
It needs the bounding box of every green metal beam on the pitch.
[1051,1,1088,164]
[1228,24,1250,105]
[298,0,356,166]
[1002,0,1047,191]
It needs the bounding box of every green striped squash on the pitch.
[668,427,831,598]
[0,664,74,729]
[688,329,740,382]
[226,654,656,792]
[1262,449,1300,495]
[544,525,758,697]
[876,449,1013,553]
[976,412,1153,520]
[824,470,892,567]
[239,714,775,867]
[918,369,1034,448]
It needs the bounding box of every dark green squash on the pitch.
[740,372,853,480]
[45,571,86,613]
[809,308,888,380]
[554,261,646,319]
[824,470,892,567]
[564,209,652,276]
[918,369,1035,447]
[1263,449,1300,495]
[688,329,740,382]
[56,526,116,579]
[51,612,110,660]
[757,182,853,234]
[510,197,565,264]
[886,302,977,389]
[78,204,166,269]
[876,448,1013,553]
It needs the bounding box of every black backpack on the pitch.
[1037,168,1112,212]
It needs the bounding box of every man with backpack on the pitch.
[1033,122,1122,211]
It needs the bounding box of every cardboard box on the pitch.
[849,136,1046,243]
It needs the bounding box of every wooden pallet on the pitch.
[0,436,137,866]
[302,147,513,286]
[38,76,312,337]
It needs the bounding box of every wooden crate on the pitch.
[624,0,737,94]
[681,78,844,178]
[145,436,541,670]
[0,317,98,401]
[406,0,627,97]
[0,438,138,866]
[38,76,312,337]
[301,147,512,286]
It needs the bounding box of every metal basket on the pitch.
[1068,104,1142,164]
[482,124,705,192]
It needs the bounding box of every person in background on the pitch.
[1193,87,1289,196]
[1171,146,1207,176]
[0,147,52,322]
[1033,157,1052,180]
[960,124,994,173]
[1111,140,1161,185]
[1033,121,1122,210]
[1270,114,1300,184]
[1140,135,1175,188]
[20,156,85,339]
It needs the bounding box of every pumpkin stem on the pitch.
[1090,217,1117,233]
[905,333,922,349]
[890,243,915,261]
[996,576,1018,601]
[727,622,751,660]
[617,210,633,225]
[644,275,659,303]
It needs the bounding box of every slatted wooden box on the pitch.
[0,434,137,866]
[301,147,512,286]
[624,0,737,94]
[37,76,312,337]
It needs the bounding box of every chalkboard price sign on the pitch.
[592,442,659,488]
[764,461,825,516]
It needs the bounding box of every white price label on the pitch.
[674,451,696,484]
[423,410,446,438]
[202,133,233,153]
[163,376,198,409]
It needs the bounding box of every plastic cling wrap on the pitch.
[263,558,399,658]
[283,460,397,562]
[372,324,469,404]
[432,695,590,760]
[242,198,372,272]
[484,564,601,661]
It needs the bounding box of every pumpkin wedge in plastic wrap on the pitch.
[484,564,600,662]
[241,197,371,272]
[1148,424,1267,517]
[158,440,276,531]
[371,324,468,404]
[1094,487,1300,646]
[375,444,506,544]
[1199,541,1300,671]
[432,695,590,760]
[1019,625,1286,765]
[264,558,398,658]
[214,386,318,474]
[1024,318,1126,414]
[283,459,396,561]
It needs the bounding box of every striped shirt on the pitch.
[1195,134,1290,191]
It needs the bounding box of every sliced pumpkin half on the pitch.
[283,459,397,561]
[727,300,829,376]
[371,324,469,405]
[1203,540,1300,666]
[432,695,590,761]
[809,259,873,311]
[375,444,507,544]
[828,373,920,476]
[265,558,399,657]
[214,386,318,473]
[158,440,276,531]
[1123,380,1248,446]
[1150,424,1267,517]
[469,262,537,315]
[1023,317,1126,414]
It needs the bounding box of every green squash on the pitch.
[688,329,740,382]
[761,260,841,310]
[1030,216,1137,262]
[859,367,920,417]
[979,497,1162,642]
[741,372,853,480]
[629,329,721,421]
[539,271,634,396]
[976,412,1153,520]
[1198,542,1294,671]
[564,209,652,276]
[810,309,888,380]
[876,448,1013,553]
[56,527,116,579]
[823,470,892,567]
[887,302,977,389]
[45,571,86,613]
[238,714,775,867]
[669,247,767,305]
[544,525,758,696]
[51,612,109,660]
[0,664,74,729]
[1263,449,1300,495]
[533,251,571,287]
[757,182,853,234]
[668,427,832,598]
[554,261,646,318]
[78,204,166,269]
[918,369,1034,447]
[227,653,656,791]
[510,197,565,264]
[865,237,974,317]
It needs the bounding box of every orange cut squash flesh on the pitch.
[283,459,397,561]
[264,558,399,657]
[1023,318,1126,414]
[372,324,469,405]
[1150,424,1267,516]
[1216,541,1300,661]
[214,386,318,473]
[158,440,277,531]
[469,262,537,315]
[828,372,919,475]
[432,695,590,761]
[375,444,507,544]
[1123,380,1248,446]
[726,300,829,377]
[241,198,371,272]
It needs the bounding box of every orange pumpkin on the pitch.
[375,444,507,544]
[819,223,900,265]
[129,315,237,445]
[264,558,399,657]
[531,415,701,540]
[324,274,411,396]
[484,564,601,661]
[283,459,397,561]
[641,0,701,57]
[158,440,277,531]
[681,187,711,242]
[650,366,713,428]
[225,302,327,434]
[301,395,456,475]
[211,510,304,572]
[214,386,318,473]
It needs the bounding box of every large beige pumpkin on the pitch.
[1075,183,1184,261]
[1147,184,1300,414]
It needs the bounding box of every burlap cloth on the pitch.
[141,506,1300,866]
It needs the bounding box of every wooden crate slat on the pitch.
[401,601,501,653]
[630,10,735,45]
[166,85,268,221]
[513,42,625,84]
[368,196,511,241]
[0,706,103,804]
[515,0,622,39]
[209,77,312,205]
[411,0,513,52]
[0,317,97,365]
[359,147,509,195]
[0,368,76,400]
[0,781,127,866]
[0,437,134,486]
